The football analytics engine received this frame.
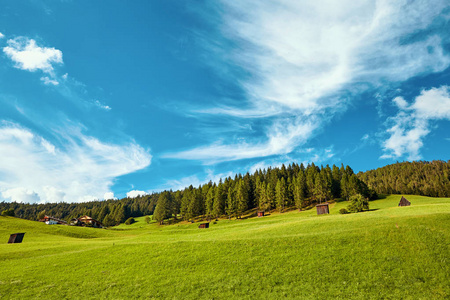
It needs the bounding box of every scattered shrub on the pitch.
[347,194,369,213]
[339,208,349,214]
[145,216,150,224]
[125,217,135,225]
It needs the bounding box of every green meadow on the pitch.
[0,195,449,299]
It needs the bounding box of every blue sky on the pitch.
[0,0,449,203]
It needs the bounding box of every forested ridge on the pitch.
[357,160,450,197]
[1,160,448,226]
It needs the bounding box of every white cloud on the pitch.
[0,122,151,203]
[392,97,409,110]
[126,190,148,198]
[3,37,63,74]
[170,0,450,163]
[410,86,450,119]
[103,192,116,200]
[40,76,59,86]
[381,113,430,160]
[381,86,450,160]
[94,100,111,111]
[1,187,40,203]
[0,32,4,39]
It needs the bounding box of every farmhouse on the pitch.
[74,215,103,228]
[398,196,411,206]
[39,215,67,225]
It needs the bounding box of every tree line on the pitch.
[0,162,375,225]
[1,160,448,226]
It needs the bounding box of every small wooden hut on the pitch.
[8,233,25,244]
[398,196,411,207]
[316,203,329,215]
[257,211,265,217]
[198,223,209,229]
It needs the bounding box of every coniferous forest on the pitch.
[1,160,449,226]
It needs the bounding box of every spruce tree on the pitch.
[205,186,215,220]
[226,186,236,218]
[275,178,288,212]
[294,172,307,211]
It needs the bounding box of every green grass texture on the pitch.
[0,195,449,299]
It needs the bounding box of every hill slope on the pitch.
[0,195,449,299]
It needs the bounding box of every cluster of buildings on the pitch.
[39,215,103,228]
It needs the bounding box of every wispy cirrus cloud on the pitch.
[164,117,318,164]
[168,0,450,163]
[0,122,152,203]
[40,76,59,86]
[381,86,450,160]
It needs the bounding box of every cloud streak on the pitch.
[0,122,152,203]
[168,0,450,163]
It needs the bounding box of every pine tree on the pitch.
[293,172,307,211]
[226,186,236,218]
[235,179,248,218]
[154,192,170,225]
[266,182,275,211]
[275,178,288,212]
[258,182,269,212]
[205,186,215,220]
[212,181,225,218]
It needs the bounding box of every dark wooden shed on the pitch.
[8,233,25,244]
[257,211,265,217]
[316,203,329,215]
[198,223,209,229]
[398,196,411,207]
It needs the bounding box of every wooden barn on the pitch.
[398,196,411,207]
[257,211,265,217]
[316,203,329,215]
[198,223,209,229]
[39,215,67,225]
[76,216,103,228]
[8,233,25,244]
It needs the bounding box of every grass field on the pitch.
[0,195,449,299]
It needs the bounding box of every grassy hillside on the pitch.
[0,195,449,299]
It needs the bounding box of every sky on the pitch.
[0,0,449,204]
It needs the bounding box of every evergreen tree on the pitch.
[154,192,171,225]
[212,181,225,218]
[235,179,248,218]
[293,172,307,211]
[205,186,215,220]
[275,178,288,212]
[331,164,342,198]
[226,186,236,218]
[266,182,275,211]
